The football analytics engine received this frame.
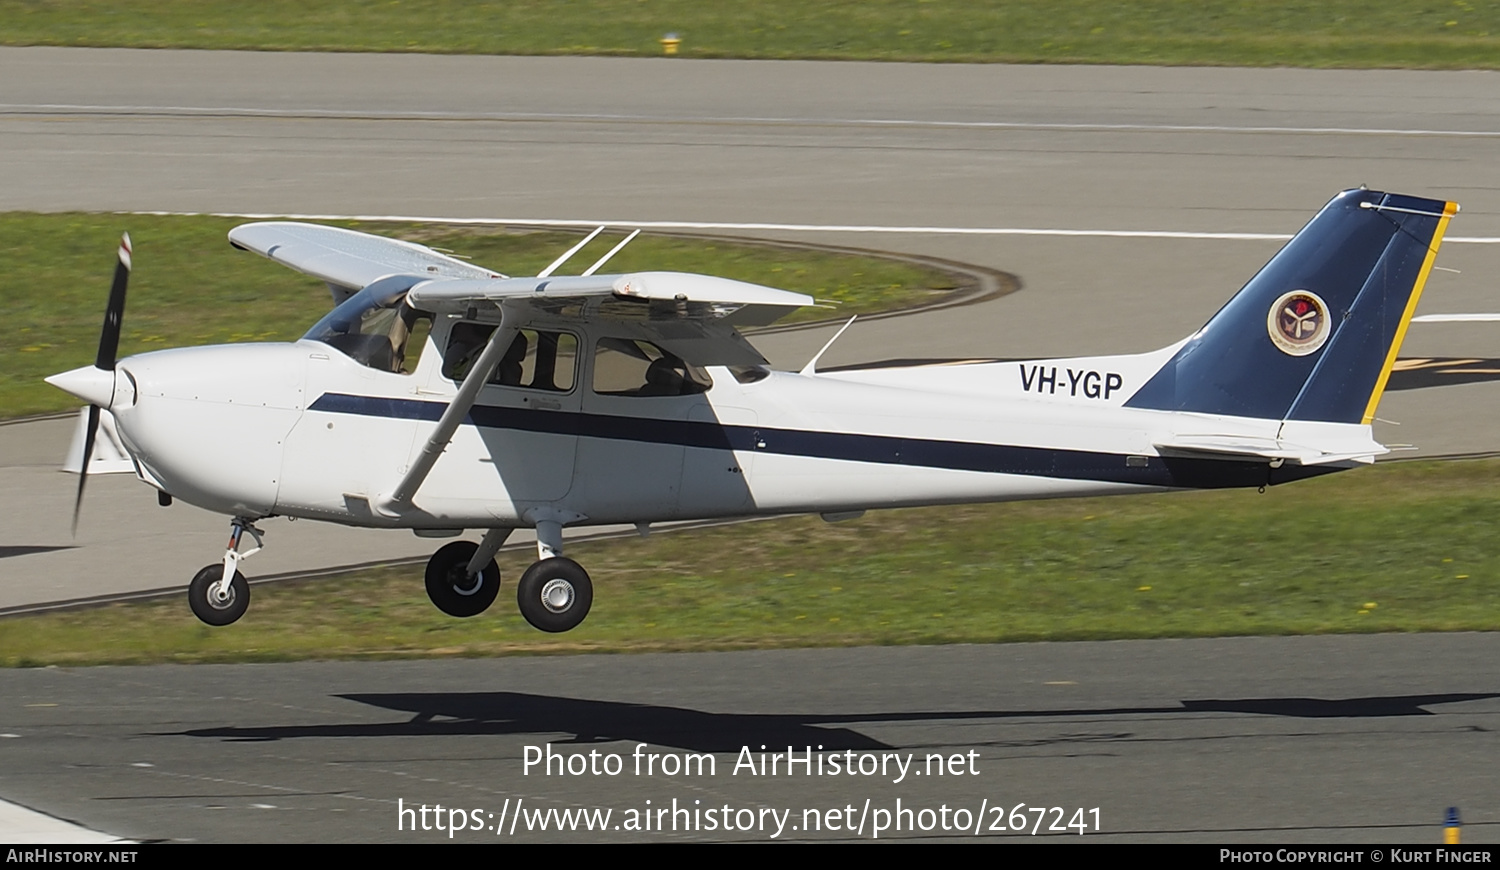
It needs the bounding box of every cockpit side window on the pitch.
[591,338,711,397]
[302,285,431,375]
[443,324,577,392]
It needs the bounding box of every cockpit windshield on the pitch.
[302,281,432,374]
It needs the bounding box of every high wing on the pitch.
[408,271,812,326]
[229,220,816,516]
[409,271,812,367]
[228,221,814,345]
[228,221,505,303]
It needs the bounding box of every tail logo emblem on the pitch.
[1268,290,1331,356]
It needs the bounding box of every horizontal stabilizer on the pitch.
[1153,435,1383,466]
[1155,417,1388,466]
[1154,435,1304,462]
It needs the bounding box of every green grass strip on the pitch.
[4,456,1499,666]
[2,1,1498,68]
[0,213,954,418]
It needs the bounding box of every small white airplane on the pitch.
[47,189,1457,631]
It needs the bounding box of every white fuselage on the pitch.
[103,312,1354,531]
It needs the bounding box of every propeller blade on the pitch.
[73,233,130,535]
[72,404,100,536]
[95,233,131,372]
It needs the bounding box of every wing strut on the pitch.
[537,226,605,278]
[582,230,640,276]
[378,316,518,515]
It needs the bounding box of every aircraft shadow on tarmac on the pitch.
[162,691,1500,750]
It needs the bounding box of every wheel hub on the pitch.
[450,569,484,596]
[540,579,574,613]
[210,583,236,608]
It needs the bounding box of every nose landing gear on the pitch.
[187,518,261,626]
[188,565,248,626]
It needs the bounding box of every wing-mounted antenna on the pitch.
[799,315,857,376]
[537,226,605,278]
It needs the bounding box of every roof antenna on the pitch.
[800,315,857,377]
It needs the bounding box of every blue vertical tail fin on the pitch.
[1125,189,1457,424]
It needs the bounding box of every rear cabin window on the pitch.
[443,325,577,392]
[591,338,711,397]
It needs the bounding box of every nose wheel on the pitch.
[188,565,249,626]
[188,518,261,626]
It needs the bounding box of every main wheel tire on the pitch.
[516,558,593,633]
[425,541,501,617]
[188,565,250,626]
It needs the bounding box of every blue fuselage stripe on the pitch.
[306,392,1333,490]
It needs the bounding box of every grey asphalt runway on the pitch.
[2,634,1498,843]
[2,48,1500,843]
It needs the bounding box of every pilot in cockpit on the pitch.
[496,332,528,386]
[640,354,688,396]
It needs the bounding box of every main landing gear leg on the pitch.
[424,528,509,618]
[188,518,261,626]
[516,519,593,633]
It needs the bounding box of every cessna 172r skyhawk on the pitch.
[47,188,1456,631]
